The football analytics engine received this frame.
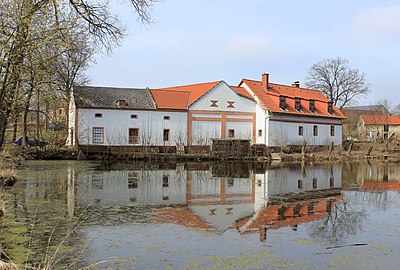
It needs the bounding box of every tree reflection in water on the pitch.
[308,199,366,245]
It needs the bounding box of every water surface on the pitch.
[2,160,400,269]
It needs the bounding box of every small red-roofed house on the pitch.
[239,73,346,146]
[358,115,400,141]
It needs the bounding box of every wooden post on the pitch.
[301,140,307,159]
[347,143,353,155]
[329,142,334,156]
[366,146,373,156]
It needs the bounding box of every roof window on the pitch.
[279,96,287,110]
[309,100,316,113]
[328,101,333,114]
[116,99,127,107]
[295,98,302,111]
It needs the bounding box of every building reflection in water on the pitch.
[70,162,344,241]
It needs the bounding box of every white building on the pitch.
[67,73,345,148]
[239,74,345,146]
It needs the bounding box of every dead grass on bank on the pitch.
[0,152,18,187]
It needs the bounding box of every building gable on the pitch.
[189,81,255,112]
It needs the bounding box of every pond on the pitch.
[1,160,400,269]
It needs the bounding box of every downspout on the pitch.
[264,109,271,145]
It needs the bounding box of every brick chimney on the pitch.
[292,81,300,88]
[262,73,269,90]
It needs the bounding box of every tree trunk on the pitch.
[36,90,40,139]
[0,111,8,148]
[12,113,19,142]
[21,88,34,148]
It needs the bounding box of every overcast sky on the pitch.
[86,0,400,106]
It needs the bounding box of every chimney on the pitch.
[292,81,300,88]
[262,73,269,90]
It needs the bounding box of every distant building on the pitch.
[358,115,400,141]
[67,72,345,149]
[341,105,390,140]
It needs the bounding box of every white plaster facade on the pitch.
[76,108,187,146]
[67,76,344,147]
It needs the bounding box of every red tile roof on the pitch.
[150,89,190,110]
[157,81,221,106]
[236,196,343,235]
[361,115,400,125]
[240,79,346,119]
[230,86,254,100]
[362,181,400,191]
[152,206,210,229]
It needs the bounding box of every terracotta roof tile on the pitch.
[241,79,346,119]
[150,89,190,110]
[230,86,254,100]
[157,81,221,106]
[361,115,400,125]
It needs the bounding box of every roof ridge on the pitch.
[150,89,191,94]
[76,85,147,90]
[159,80,222,89]
[268,82,323,93]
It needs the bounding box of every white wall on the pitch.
[77,109,187,146]
[268,115,343,146]
[189,82,255,113]
[254,164,342,211]
[77,169,187,206]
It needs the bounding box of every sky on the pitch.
[86,0,400,106]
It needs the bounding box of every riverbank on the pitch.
[0,153,18,187]
[0,153,18,270]
[2,141,400,163]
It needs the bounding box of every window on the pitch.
[298,180,303,189]
[258,129,263,137]
[279,96,286,110]
[313,125,318,136]
[163,116,170,120]
[128,172,138,188]
[330,126,335,136]
[298,126,304,136]
[163,129,170,141]
[312,178,318,189]
[128,128,139,144]
[91,174,103,189]
[92,127,104,143]
[309,100,315,113]
[227,101,235,108]
[162,175,170,187]
[131,114,138,119]
[295,98,301,111]
[328,101,333,114]
[210,100,218,107]
[227,179,234,187]
[95,113,103,118]
[228,129,235,138]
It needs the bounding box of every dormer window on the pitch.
[116,99,127,107]
[328,101,333,114]
[295,98,301,111]
[309,100,316,113]
[279,96,286,110]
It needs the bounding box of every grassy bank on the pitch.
[0,154,18,270]
[0,152,18,187]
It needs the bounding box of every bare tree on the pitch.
[305,57,370,109]
[0,0,158,147]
